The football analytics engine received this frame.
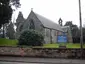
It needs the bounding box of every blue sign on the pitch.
[57,35,67,43]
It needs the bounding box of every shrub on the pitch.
[18,29,44,46]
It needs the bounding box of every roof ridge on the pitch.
[30,11,63,31]
[34,12,59,25]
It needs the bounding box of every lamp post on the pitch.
[79,0,83,59]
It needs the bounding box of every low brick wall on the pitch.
[0,46,85,59]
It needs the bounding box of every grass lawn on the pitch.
[43,43,85,48]
[0,38,85,48]
[0,38,18,46]
[43,43,59,48]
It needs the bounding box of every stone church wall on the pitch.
[51,30,57,43]
[44,28,58,44]
[22,11,44,34]
[44,28,51,44]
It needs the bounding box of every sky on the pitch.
[13,0,85,26]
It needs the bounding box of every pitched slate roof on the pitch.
[32,11,63,31]
[61,26,72,36]
[61,26,69,32]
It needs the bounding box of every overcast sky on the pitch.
[13,0,85,26]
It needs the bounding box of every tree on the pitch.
[0,0,20,37]
[18,29,44,46]
[64,21,80,43]
[6,22,15,39]
[82,27,85,43]
[15,12,25,39]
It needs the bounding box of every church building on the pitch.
[16,10,72,44]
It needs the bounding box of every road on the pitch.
[0,61,44,64]
[0,56,85,64]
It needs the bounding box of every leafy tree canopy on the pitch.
[6,22,15,39]
[0,0,20,28]
[64,21,80,43]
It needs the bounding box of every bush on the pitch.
[18,29,44,46]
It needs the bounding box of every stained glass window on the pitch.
[29,19,35,29]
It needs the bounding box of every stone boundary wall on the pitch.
[0,46,85,59]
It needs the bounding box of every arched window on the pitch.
[29,19,35,29]
[19,24,23,31]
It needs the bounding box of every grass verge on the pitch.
[43,43,85,48]
[0,38,18,46]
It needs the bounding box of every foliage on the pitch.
[0,2,12,28]
[10,0,20,8]
[83,27,85,43]
[6,22,15,39]
[0,0,20,28]
[15,12,25,39]
[0,38,18,46]
[18,29,44,46]
[64,21,80,43]
[65,21,85,43]
[15,12,24,28]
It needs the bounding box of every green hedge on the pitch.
[0,38,18,46]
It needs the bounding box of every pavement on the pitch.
[0,56,85,64]
[0,61,43,64]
